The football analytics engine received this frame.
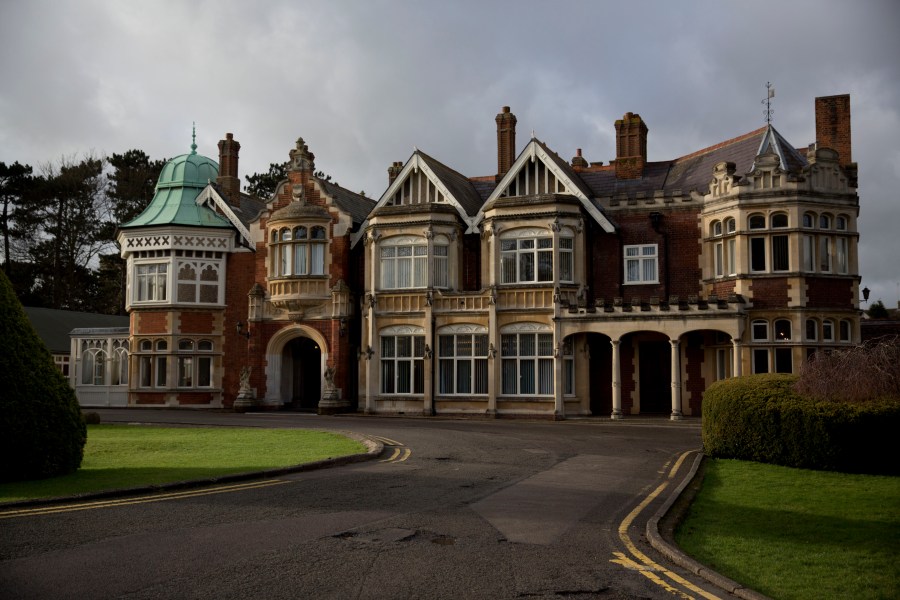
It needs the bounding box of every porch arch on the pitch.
[263,324,330,408]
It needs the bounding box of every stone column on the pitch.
[732,339,743,377]
[670,339,683,420]
[611,339,623,419]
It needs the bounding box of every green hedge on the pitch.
[0,271,87,482]
[703,374,900,475]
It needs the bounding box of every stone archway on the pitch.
[263,325,329,410]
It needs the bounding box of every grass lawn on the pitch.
[0,425,366,503]
[675,458,900,600]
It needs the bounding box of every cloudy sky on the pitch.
[2,0,898,305]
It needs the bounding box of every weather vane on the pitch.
[762,82,775,125]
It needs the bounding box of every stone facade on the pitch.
[118,94,861,419]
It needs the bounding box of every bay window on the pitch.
[380,326,425,394]
[135,263,168,302]
[438,326,488,395]
[270,225,328,277]
[501,324,554,395]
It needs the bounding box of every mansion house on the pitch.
[86,94,859,419]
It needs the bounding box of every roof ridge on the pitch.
[673,126,768,164]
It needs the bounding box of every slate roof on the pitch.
[23,307,129,355]
[416,150,484,217]
[317,178,377,225]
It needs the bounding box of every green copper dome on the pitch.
[120,137,231,230]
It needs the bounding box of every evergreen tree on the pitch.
[12,155,112,309]
[0,161,34,278]
[107,149,166,225]
[245,162,287,199]
[0,269,86,482]
[867,300,890,319]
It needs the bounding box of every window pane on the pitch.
[626,259,640,282]
[538,358,553,394]
[381,336,395,358]
[803,236,815,271]
[775,348,792,373]
[520,334,535,357]
[819,238,831,272]
[772,235,789,271]
[520,360,535,394]
[501,252,516,283]
[198,356,212,387]
[474,359,488,394]
[502,360,517,394]
[727,239,736,275]
[413,255,426,287]
[806,319,817,341]
[474,335,488,356]
[295,244,308,275]
[836,238,848,274]
[642,258,657,282]
[439,335,454,357]
[537,250,552,281]
[751,238,766,271]
[456,335,472,357]
[715,242,724,277]
[413,359,424,394]
[381,360,395,394]
[560,250,573,282]
[753,349,769,374]
[501,334,516,356]
[156,356,167,387]
[537,334,553,356]
[519,251,534,282]
[439,360,454,394]
[456,360,472,394]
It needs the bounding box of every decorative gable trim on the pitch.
[196,186,253,248]
[473,139,615,234]
[351,151,476,248]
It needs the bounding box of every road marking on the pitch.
[374,436,411,463]
[0,479,289,520]
[610,450,721,600]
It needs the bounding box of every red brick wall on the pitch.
[589,208,701,301]
[815,95,852,167]
[178,311,215,334]
[749,278,790,308]
[135,312,167,334]
[806,277,854,309]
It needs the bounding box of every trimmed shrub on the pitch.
[0,270,87,482]
[703,374,900,475]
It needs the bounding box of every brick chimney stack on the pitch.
[217,133,241,206]
[614,112,648,180]
[571,148,589,169]
[815,94,852,168]
[496,106,517,181]
[388,161,403,185]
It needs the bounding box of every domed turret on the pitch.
[120,130,231,229]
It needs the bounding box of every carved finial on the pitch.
[190,122,197,155]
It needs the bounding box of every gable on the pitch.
[475,139,615,233]
[195,186,254,248]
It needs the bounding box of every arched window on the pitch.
[270,224,328,277]
[822,319,835,342]
[111,340,129,386]
[175,261,221,304]
[749,214,766,230]
[771,213,788,228]
[725,218,736,234]
[774,319,792,341]
[712,221,722,237]
[81,340,107,386]
[836,216,848,231]
[805,319,818,341]
[803,213,815,228]
[751,320,769,341]
[819,214,832,229]
[839,320,851,342]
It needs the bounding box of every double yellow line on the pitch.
[372,436,412,463]
[610,451,720,600]
[0,479,289,520]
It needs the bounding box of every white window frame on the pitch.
[500,323,554,396]
[175,259,223,304]
[380,236,428,290]
[437,324,488,396]
[380,325,425,395]
[134,262,169,303]
[500,229,554,284]
[624,244,658,284]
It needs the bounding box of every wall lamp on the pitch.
[861,286,870,305]
[236,320,251,339]
[649,212,663,230]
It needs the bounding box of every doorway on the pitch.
[639,341,671,414]
[285,337,321,411]
[586,333,612,416]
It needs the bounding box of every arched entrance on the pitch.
[585,333,612,416]
[632,332,672,414]
[283,337,321,411]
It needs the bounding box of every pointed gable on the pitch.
[476,138,615,233]
[752,125,808,173]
